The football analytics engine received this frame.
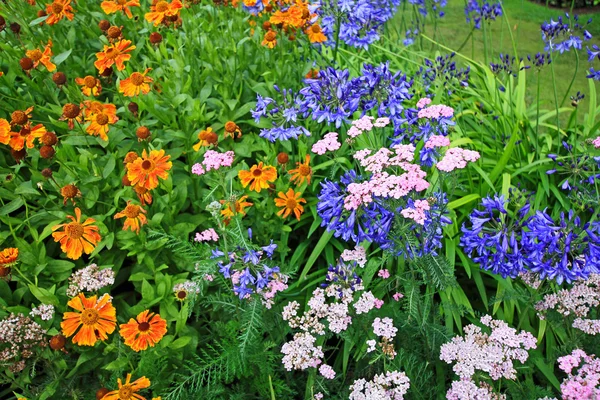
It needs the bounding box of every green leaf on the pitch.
[102,156,116,178]
[0,197,23,216]
[169,336,191,349]
[28,284,59,305]
[53,50,72,65]
[299,230,333,281]
[29,15,49,25]
[141,279,155,300]
[447,194,479,210]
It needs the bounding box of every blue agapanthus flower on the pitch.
[464,0,502,29]
[523,210,600,284]
[541,13,593,53]
[251,92,311,142]
[460,194,530,278]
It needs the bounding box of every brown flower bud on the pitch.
[100,66,113,77]
[0,266,10,277]
[11,110,28,126]
[52,72,66,86]
[96,388,110,400]
[40,145,55,159]
[0,16,5,31]
[277,152,289,164]
[107,26,121,39]
[11,148,26,163]
[49,334,66,350]
[262,21,271,30]
[62,103,81,119]
[122,174,132,186]
[40,131,58,146]
[206,131,218,145]
[98,19,110,31]
[288,34,296,41]
[149,32,162,44]
[19,57,34,71]
[37,10,47,18]
[124,151,138,164]
[128,102,139,115]
[41,168,53,178]
[265,4,273,11]
[10,22,20,34]
[136,126,151,141]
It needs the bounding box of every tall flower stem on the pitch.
[560,50,579,108]
[550,57,561,134]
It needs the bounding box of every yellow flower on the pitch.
[114,201,148,234]
[274,188,306,220]
[102,373,151,400]
[288,155,312,186]
[119,69,153,97]
[238,162,277,193]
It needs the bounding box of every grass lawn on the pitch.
[397,0,600,111]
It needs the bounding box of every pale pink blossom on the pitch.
[400,199,431,225]
[194,228,219,242]
[416,97,432,109]
[425,135,451,149]
[593,137,600,148]
[393,292,404,301]
[341,246,367,268]
[312,132,341,155]
[378,269,390,279]
[319,364,336,379]
[418,104,454,119]
[436,148,480,172]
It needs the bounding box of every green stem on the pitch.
[550,57,561,134]
[559,50,579,108]
[535,71,541,159]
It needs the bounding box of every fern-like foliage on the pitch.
[146,229,214,273]
[415,254,456,291]
[238,297,264,360]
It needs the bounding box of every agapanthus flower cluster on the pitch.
[464,0,502,29]
[460,194,530,278]
[440,315,536,399]
[191,150,234,176]
[527,52,552,69]
[215,238,288,305]
[348,370,411,400]
[541,13,593,53]
[194,228,219,242]
[29,304,55,321]
[317,0,401,50]
[557,349,600,399]
[0,313,47,373]
[535,274,600,334]
[312,132,341,155]
[418,53,471,95]
[489,53,530,79]
[252,90,311,142]
[407,0,447,18]
[66,263,115,296]
[589,44,600,80]
[546,141,600,193]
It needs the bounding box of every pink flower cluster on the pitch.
[400,199,431,225]
[446,380,506,400]
[66,264,115,297]
[535,274,600,334]
[424,135,451,149]
[373,317,397,339]
[436,148,480,172]
[347,116,390,138]
[281,332,324,371]
[417,104,454,119]
[593,137,600,148]
[259,279,288,309]
[341,245,367,268]
[378,269,390,279]
[354,291,384,314]
[191,150,234,175]
[349,370,411,400]
[0,313,47,373]
[29,304,55,321]
[440,315,537,381]
[312,132,341,155]
[416,97,432,109]
[194,228,219,242]
[353,145,416,173]
[557,349,600,399]
[519,271,542,289]
[319,364,336,379]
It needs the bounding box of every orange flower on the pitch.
[0,118,10,145]
[51,208,101,260]
[192,127,218,150]
[144,0,183,26]
[269,8,303,28]
[101,0,140,18]
[94,39,135,73]
[83,102,118,141]
[274,188,306,220]
[45,0,74,25]
[61,293,116,346]
[25,39,55,72]
[8,124,46,151]
[119,310,167,352]
[224,121,242,139]
[60,183,81,206]
[75,76,102,96]
[119,69,153,97]
[114,201,147,234]
[288,154,312,185]
[102,374,151,400]
[126,149,172,190]
[0,248,19,266]
[262,30,277,49]
[238,162,277,193]
[133,184,153,205]
[220,195,253,221]
[306,23,326,43]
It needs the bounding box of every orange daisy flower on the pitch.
[94,39,135,73]
[262,30,277,49]
[61,293,116,346]
[8,124,46,151]
[288,155,312,185]
[114,201,147,234]
[102,374,151,400]
[101,0,140,18]
[144,0,183,26]
[306,23,326,43]
[75,76,102,96]
[0,118,10,145]
[126,149,172,190]
[224,121,242,139]
[238,162,277,193]
[274,188,306,220]
[220,195,253,221]
[51,208,101,260]
[270,8,303,28]
[10,106,34,128]
[45,0,74,25]
[119,310,167,352]
[25,39,55,72]
[192,127,218,150]
[119,69,153,97]
[83,102,118,141]
[0,248,19,266]
[133,184,153,206]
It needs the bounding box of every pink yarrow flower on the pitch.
[436,148,480,172]
[312,132,341,155]
[378,269,390,279]
[593,137,600,148]
[393,292,404,301]
[416,97,432,109]
[418,104,454,119]
[192,150,234,175]
[194,228,219,242]
[400,199,431,225]
[425,135,451,149]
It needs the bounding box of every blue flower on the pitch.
[588,68,600,80]
[261,241,278,258]
[242,249,261,265]
[239,268,256,286]
[218,262,232,278]
[234,284,253,299]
